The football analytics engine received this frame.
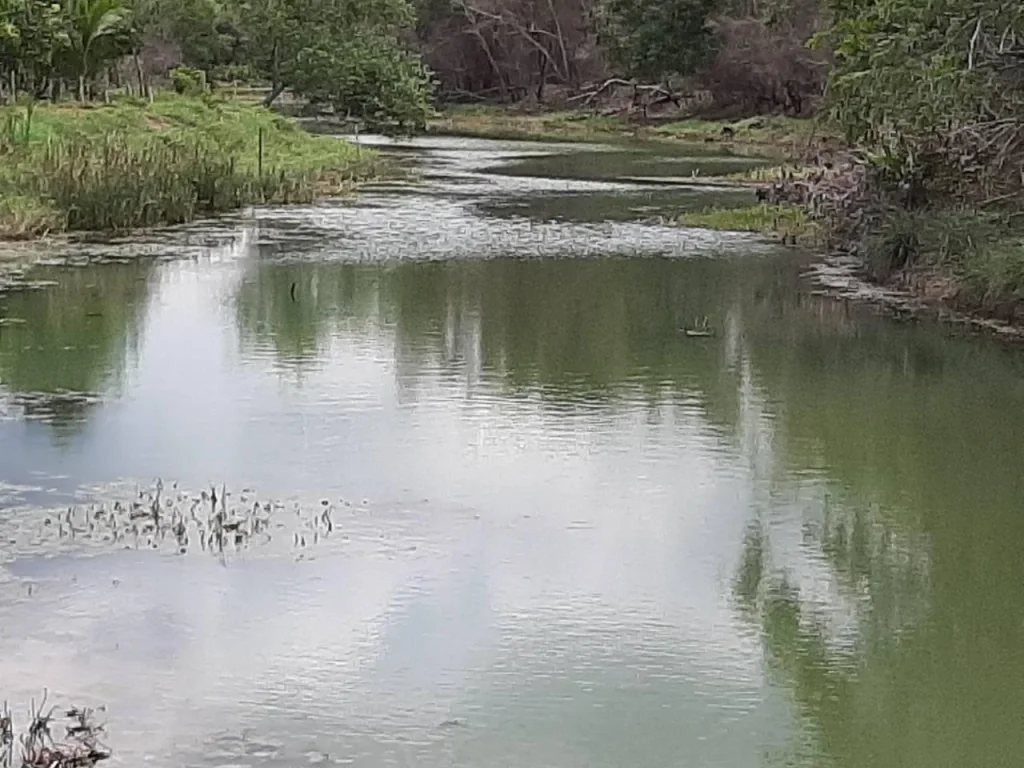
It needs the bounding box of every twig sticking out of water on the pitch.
[1,701,14,768]
[683,315,715,338]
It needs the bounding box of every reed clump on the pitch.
[1,694,109,768]
[20,135,321,232]
[0,94,379,237]
[14,480,345,558]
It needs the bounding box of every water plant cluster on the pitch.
[14,481,346,558]
[1,695,109,768]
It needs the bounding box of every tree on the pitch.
[291,38,432,130]
[129,0,235,73]
[598,0,717,82]
[0,0,71,97]
[231,0,431,128]
[64,0,132,100]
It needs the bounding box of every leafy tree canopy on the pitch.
[233,0,432,129]
[818,0,1024,145]
[598,0,717,82]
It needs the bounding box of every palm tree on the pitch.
[65,0,130,101]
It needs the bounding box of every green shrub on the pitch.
[170,66,208,96]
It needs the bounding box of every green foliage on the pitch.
[817,0,1024,310]
[65,0,133,97]
[0,95,378,234]
[291,38,432,131]
[129,0,240,71]
[818,0,1024,147]
[0,0,72,91]
[598,0,716,81]
[210,62,256,83]
[1,0,430,129]
[233,0,431,127]
[170,64,205,95]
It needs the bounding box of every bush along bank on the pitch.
[680,137,1024,331]
[774,0,1024,333]
[757,154,1024,330]
[0,94,382,239]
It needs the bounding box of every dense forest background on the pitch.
[0,0,833,117]
[4,0,1024,146]
[416,0,829,118]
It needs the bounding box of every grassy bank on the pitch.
[680,203,823,245]
[0,94,380,238]
[856,210,1024,323]
[429,104,828,160]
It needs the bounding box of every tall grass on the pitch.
[2,133,325,232]
[34,136,322,231]
[864,209,1024,304]
[0,94,379,236]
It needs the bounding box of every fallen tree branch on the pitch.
[565,77,634,106]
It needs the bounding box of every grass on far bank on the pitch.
[680,203,823,245]
[429,104,831,160]
[0,93,381,238]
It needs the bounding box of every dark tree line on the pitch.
[11,0,1008,134]
[415,0,830,116]
[0,0,830,120]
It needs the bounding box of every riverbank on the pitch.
[430,105,835,244]
[428,105,829,160]
[0,94,381,239]
[851,210,1024,330]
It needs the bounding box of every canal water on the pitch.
[1,136,1023,768]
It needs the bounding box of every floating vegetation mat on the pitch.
[0,481,377,563]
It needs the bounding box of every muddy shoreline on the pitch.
[805,253,1024,345]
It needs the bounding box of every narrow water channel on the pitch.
[1,136,1023,768]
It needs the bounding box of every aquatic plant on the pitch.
[17,481,343,559]
[683,315,715,337]
[0,694,109,768]
[679,202,822,244]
